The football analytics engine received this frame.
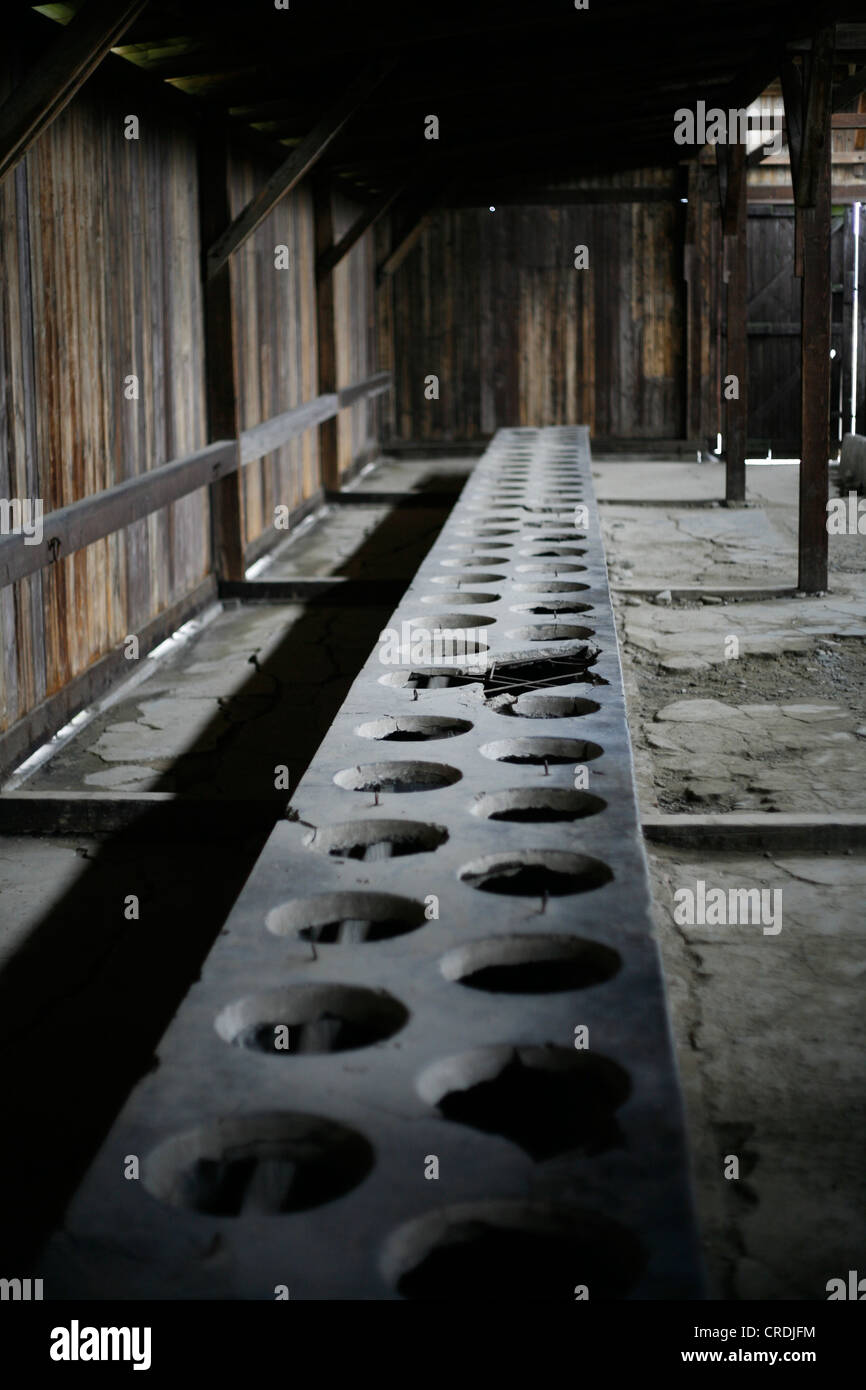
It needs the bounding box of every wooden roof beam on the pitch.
[833,64,866,111]
[0,0,148,185]
[317,181,407,279]
[377,183,454,282]
[453,186,677,207]
[206,57,393,280]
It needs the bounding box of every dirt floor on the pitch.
[599,456,866,1300]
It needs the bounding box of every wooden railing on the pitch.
[0,371,391,589]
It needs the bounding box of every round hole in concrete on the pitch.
[445,541,506,551]
[356,715,473,740]
[416,1045,629,1158]
[304,819,449,859]
[479,737,602,766]
[439,933,620,993]
[215,983,408,1055]
[379,669,482,691]
[430,571,505,584]
[334,760,462,792]
[490,693,600,718]
[465,498,520,508]
[517,532,584,543]
[509,601,592,617]
[266,890,428,943]
[455,527,518,537]
[505,624,595,642]
[471,787,606,822]
[457,848,611,896]
[515,562,586,573]
[440,557,509,569]
[518,546,586,558]
[143,1112,373,1216]
[510,580,590,594]
[418,591,499,606]
[407,612,496,630]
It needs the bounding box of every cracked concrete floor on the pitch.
[649,845,866,1300]
[0,452,468,1269]
[19,599,394,797]
[15,456,472,799]
[599,456,866,1298]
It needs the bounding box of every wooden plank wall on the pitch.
[332,189,378,475]
[227,153,319,546]
[386,189,684,442]
[0,73,209,737]
[0,74,383,744]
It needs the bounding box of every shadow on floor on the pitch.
[0,496,453,1269]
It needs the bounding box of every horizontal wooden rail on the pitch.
[239,395,337,464]
[0,441,237,589]
[336,369,391,410]
[239,371,392,462]
[0,372,391,588]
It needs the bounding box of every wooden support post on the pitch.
[314,175,339,491]
[197,131,245,581]
[783,30,835,593]
[722,143,748,502]
[797,35,835,593]
[683,163,702,441]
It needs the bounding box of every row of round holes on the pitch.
[140,446,627,1295]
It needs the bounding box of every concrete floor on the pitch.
[1,449,863,1296]
[599,457,866,1299]
[0,455,468,1268]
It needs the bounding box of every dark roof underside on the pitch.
[20,1,866,199]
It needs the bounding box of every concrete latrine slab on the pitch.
[40,428,704,1300]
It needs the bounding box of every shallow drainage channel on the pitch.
[42,426,704,1300]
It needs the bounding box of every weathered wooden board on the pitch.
[385,177,685,442]
[332,188,379,477]
[227,152,321,547]
[0,67,211,736]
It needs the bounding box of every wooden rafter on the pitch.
[0,0,148,185]
[206,58,393,280]
[376,183,453,282]
[317,181,407,280]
